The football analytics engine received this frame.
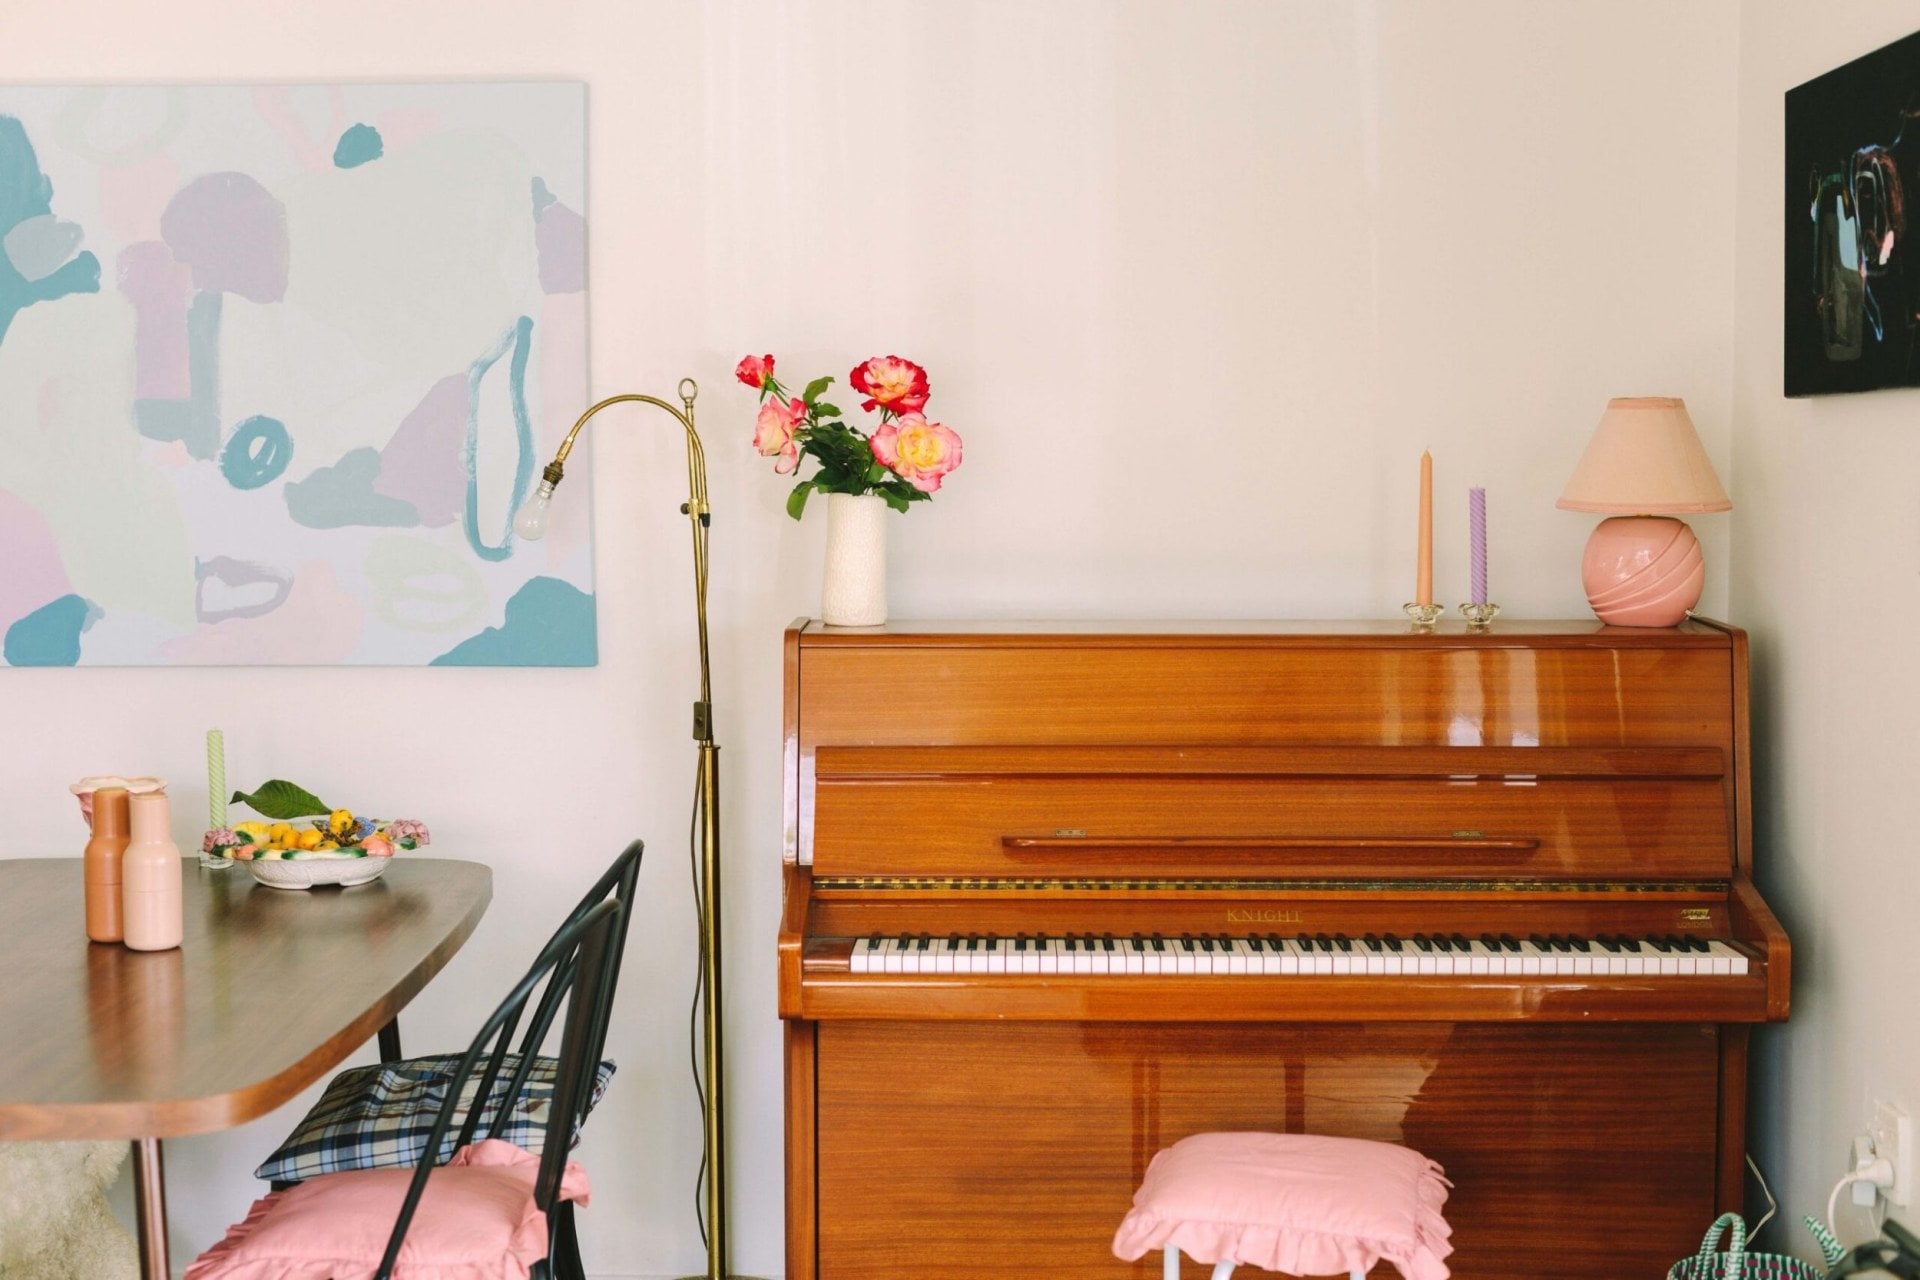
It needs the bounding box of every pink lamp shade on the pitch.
[1558,397,1730,628]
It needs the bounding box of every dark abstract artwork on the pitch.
[1786,29,1920,396]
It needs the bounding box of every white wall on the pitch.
[1733,0,1920,1254]
[0,2,1740,1275]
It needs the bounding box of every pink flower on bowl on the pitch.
[360,835,395,858]
[870,414,963,493]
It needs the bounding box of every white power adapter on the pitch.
[1853,1133,1897,1208]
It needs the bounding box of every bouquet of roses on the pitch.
[738,353,963,516]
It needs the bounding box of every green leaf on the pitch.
[786,481,815,521]
[814,403,841,418]
[230,779,332,819]
[879,487,911,513]
[803,376,833,405]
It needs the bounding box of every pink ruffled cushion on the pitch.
[1111,1133,1453,1280]
[185,1139,589,1280]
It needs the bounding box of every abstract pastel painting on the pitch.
[1786,29,1920,396]
[0,83,593,665]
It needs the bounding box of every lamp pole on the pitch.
[515,381,756,1280]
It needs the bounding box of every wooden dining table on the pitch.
[0,855,492,1278]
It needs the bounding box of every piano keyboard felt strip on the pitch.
[813,876,1731,894]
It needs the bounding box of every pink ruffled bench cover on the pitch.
[1111,1132,1453,1279]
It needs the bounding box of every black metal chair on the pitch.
[250,841,643,1278]
[370,893,624,1279]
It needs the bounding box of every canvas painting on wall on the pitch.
[0,82,593,666]
[1786,30,1920,396]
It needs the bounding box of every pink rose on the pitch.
[870,413,963,492]
[850,356,929,414]
[754,396,805,474]
[735,353,775,389]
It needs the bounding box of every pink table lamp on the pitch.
[1556,397,1730,627]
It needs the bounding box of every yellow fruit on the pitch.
[235,821,270,840]
[297,829,324,850]
[328,809,355,837]
[269,823,295,844]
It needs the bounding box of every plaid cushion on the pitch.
[254,1053,616,1185]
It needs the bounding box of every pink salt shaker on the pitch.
[123,792,183,951]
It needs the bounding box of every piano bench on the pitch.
[1111,1132,1455,1280]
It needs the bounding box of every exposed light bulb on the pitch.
[514,481,556,540]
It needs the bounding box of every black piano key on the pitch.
[1315,933,1334,953]
[1249,935,1265,952]
[1267,933,1284,950]
[1686,935,1710,953]
[1131,933,1146,952]
[1550,935,1572,953]
[1064,935,1078,952]
[1298,933,1315,952]
[1151,933,1167,952]
[1595,935,1621,952]
[917,934,932,950]
[1413,933,1433,952]
[1199,935,1215,953]
[868,932,883,948]
[1620,936,1644,952]
[966,935,980,951]
[1529,933,1549,950]
[1499,933,1521,952]
[1180,934,1196,952]
[1102,935,1116,952]
[1645,936,1671,952]
[1449,933,1471,951]
[987,933,1000,951]
[947,932,961,951]
[1334,934,1354,952]
[1036,932,1049,951]
[1432,935,1452,953]
[1384,933,1403,951]
[1015,934,1029,952]
[1568,934,1590,952]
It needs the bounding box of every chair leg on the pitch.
[1210,1261,1236,1280]
[554,1200,586,1280]
[1164,1245,1180,1279]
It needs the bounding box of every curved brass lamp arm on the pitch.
[525,378,714,739]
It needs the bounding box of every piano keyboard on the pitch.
[848,931,1750,977]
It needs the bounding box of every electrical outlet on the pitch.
[1875,1101,1914,1208]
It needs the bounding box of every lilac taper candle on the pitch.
[1469,487,1488,606]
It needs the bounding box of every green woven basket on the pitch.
[1667,1214,1844,1280]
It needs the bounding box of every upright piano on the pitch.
[777,619,1790,1279]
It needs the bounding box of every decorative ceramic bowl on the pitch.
[245,855,393,890]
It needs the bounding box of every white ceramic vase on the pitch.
[821,492,888,626]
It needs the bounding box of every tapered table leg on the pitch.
[131,1137,169,1280]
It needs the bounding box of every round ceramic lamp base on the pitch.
[1580,516,1705,627]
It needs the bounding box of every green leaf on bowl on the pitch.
[230,779,331,819]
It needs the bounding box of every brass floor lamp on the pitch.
[514,380,758,1280]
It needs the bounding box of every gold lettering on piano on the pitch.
[1053,828,1087,838]
[1680,907,1712,923]
[1226,908,1305,924]
[1451,829,1485,838]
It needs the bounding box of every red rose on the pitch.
[849,355,929,414]
[735,353,775,389]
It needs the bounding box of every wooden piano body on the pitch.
[778,620,1790,1279]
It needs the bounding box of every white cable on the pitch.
[1831,1172,1867,1243]
[1747,1154,1778,1237]
[1830,1160,1896,1245]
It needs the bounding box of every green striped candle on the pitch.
[207,729,226,829]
